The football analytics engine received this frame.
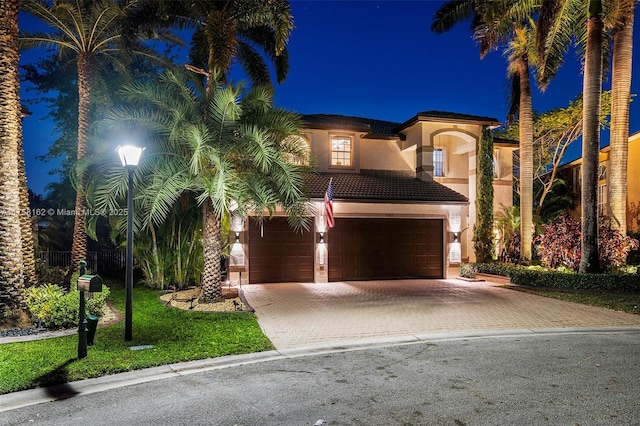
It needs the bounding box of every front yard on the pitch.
[0,286,273,395]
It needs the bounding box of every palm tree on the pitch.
[608,0,635,233]
[537,0,637,270]
[432,0,538,264]
[126,0,294,299]
[537,0,607,273]
[0,0,25,313]
[20,0,165,275]
[87,70,309,302]
[137,0,293,89]
[578,0,605,273]
[18,124,37,287]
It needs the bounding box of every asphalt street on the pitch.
[2,331,639,425]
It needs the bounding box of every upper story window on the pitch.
[282,135,310,166]
[572,166,581,195]
[598,163,607,181]
[433,148,445,177]
[598,183,607,216]
[330,135,352,167]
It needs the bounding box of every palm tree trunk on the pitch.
[18,137,36,286]
[608,4,634,233]
[518,57,534,264]
[0,0,25,312]
[70,52,96,273]
[200,198,223,303]
[579,3,604,274]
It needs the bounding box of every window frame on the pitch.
[433,147,446,177]
[283,134,311,166]
[329,134,354,168]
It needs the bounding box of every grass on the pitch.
[0,285,273,395]
[506,286,640,315]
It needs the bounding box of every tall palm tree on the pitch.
[432,0,539,264]
[20,0,164,275]
[537,0,608,272]
[18,123,37,287]
[608,0,635,233]
[0,0,25,313]
[86,70,309,302]
[127,0,294,298]
[578,0,605,273]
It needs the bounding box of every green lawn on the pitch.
[0,286,273,395]
[506,286,640,315]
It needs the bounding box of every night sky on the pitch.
[18,1,640,195]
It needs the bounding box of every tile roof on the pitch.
[394,111,501,132]
[301,114,402,137]
[304,169,468,203]
[301,111,501,138]
[414,110,500,124]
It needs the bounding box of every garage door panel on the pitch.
[328,218,443,281]
[249,218,314,283]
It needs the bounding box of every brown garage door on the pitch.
[328,218,443,281]
[248,218,314,283]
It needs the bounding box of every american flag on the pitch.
[324,178,334,229]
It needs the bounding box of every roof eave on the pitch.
[395,114,501,133]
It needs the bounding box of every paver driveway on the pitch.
[241,278,640,349]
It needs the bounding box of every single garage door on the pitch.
[248,218,314,283]
[328,218,443,281]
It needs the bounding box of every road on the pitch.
[2,331,639,425]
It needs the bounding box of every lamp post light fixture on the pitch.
[117,145,144,341]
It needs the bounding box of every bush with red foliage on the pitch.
[536,213,639,272]
[536,213,581,271]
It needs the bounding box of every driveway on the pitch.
[241,278,640,349]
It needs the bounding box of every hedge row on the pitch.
[462,262,640,293]
[509,269,640,292]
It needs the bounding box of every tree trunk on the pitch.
[608,3,634,233]
[0,0,25,313]
[200,198,223,303]
[579,5,603,274]
[18,136,36,287]
[70,52,96,273]
[518,57,534,264]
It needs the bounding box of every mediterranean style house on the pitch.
[558,130,640,233]
[229,111,518,284]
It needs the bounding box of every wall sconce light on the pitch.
[452,232,459,243]
[319,232,324,244]
[235,232,240,243]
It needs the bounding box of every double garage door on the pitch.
[249,217,444,283]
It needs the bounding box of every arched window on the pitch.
[282,135,310,166]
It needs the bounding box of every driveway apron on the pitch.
[241,278,640,349]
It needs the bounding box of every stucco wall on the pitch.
[359,138,413,171]
[628,134,640,232]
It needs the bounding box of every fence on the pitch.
[37,250,126,273]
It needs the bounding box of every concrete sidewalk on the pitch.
[242,277,640,349]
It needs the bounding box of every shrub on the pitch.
[475,262,518,277]
[536,213,639,272]
[510,268,640,292]
[598,217,639,270]
[34,260,67,287]
[459,263,477,278]
[536,213,581,271]
[24,281,110,329]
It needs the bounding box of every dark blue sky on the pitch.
[19,1,640,195]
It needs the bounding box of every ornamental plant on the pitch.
[536,213,581,270]
[24,277,110,329]
[536,213,639,272]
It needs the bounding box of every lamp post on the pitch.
[117,145,144,341]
